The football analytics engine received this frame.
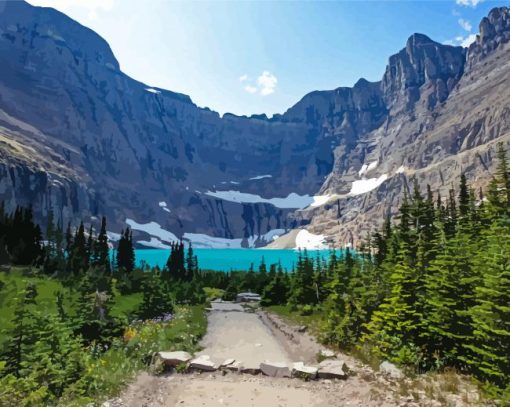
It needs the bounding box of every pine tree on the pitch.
[70,222,87,275]
[185,243,196,281]
[116,228,135,274]
[138,272,174,320]
[261,269,289,306]
[93,217,110,273]
[1,284,38,376]
[422,225,476,368]
[465,217,510,388]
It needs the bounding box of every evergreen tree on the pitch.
[466,217,510,388]
[1,284,38,376]
[93,217,110,273]
[138,272,174,320]
[116,228,135,274]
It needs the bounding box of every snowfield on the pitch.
[309,194,335,208]
[204,189,336,210]
[138,237,171,249]
[125,217,287,249]
[349,174,388,196]
[295,230,327,250]
[204,190,315,209]
[126,218,178,243]
[358,161,378,177]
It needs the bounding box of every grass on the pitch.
[61,305,207,406]
[110,292,143,319]
[0,268,208,406]
[203,287,224,302]
[0,267,76,345]
[264,304,325,337]
[0,268,145,344]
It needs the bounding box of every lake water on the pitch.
[134,248,339,272]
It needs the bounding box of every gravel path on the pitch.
[197,308,293,366]
[108,303,461,407]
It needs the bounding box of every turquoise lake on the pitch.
[134,249,339,272]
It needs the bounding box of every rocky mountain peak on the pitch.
[467,6,510,70]
[381,32,465,112]
[0,1,120,71]
[406,33,434,48]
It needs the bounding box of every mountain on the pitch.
[0,1,509,249]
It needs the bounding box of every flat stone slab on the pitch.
[260,361,291,378]
[292,362,318,380]
[220,358,236,367]
[157,351,192,367]
[317,359,348,379]
[189,355,217,372]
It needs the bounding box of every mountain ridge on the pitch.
[0,1,509,248]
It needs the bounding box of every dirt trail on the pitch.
[107,303,460,407]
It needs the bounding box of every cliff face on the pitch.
[0,0,334,247]
[296,7,510,247]
[0,1,509,248]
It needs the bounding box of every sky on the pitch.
[26,0,509,117]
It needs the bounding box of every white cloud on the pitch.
[456,0,483,7]
[27,0,115,20]
[257,71,278,96]
[445,32,477,48]
[461,33,477,47]
[458,18,472,32]
[240,71,278,96]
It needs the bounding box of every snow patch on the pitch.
[396,165,405,174]
[249,174,273,180]
[349,174,388,196]
[295,230,327,250]
[309,195,334,208]
[204,190,315,209]
[145,88,161,94]
[158,201,171,213]
[126,218,178,243]
[358,161,378,177]
[138,237,171,249]
[183,233,243,249]
[183,228,287,249]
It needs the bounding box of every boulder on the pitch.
[260,361,291,378]
[157,351,192,367]
[379,361,404,380]
[292,362,318,380]
[189,355,217,372]
[319,349,336,359]
[317,359,349,379]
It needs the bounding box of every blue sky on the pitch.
[27,0,509,116]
